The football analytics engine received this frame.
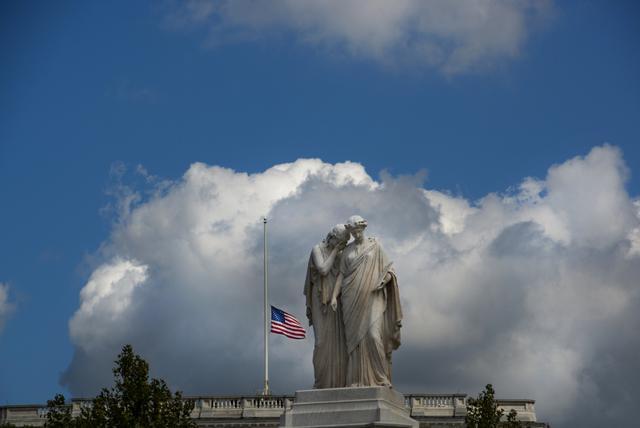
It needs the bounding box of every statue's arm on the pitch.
[330,272,343,312]
[311,245,339,276]
[376,242,394,289]
[375,267,395,291]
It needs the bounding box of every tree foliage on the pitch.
[45,345,195,428]
[44,394,73,428]
[465,384,522,428]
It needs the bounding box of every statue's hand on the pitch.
[330,296,338,312]
[382,272,392,284]
[376,272,392,290]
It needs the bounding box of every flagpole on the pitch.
[262,217,270,396]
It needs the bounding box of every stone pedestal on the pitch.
[280,386,419,428]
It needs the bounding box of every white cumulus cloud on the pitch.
[63,146,640,428]
[165,0,553,74]
[69,259,148,353]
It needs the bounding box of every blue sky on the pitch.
[1,1,639,425]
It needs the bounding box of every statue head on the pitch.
[326,223,349,247]
[346,215,367,242]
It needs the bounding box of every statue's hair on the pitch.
[327,223,349,243]
[346,215,367,230]
[332,224,350,242]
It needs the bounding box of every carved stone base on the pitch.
[280,386,419,428]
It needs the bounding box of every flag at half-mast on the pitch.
[270,306,306,339]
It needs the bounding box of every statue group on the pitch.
[304,215,403,389]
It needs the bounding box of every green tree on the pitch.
[44,394,73,428]
[46,345,195,428]
[465,384,522,428]
[505,409,522,428]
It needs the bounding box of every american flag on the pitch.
[270,306,306,339]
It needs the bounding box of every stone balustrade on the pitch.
[0,393,538,427]
[191,395,291,419]
[407,393,468,417]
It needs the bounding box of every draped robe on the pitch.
[303,244,348,388]
[339,237,402,387]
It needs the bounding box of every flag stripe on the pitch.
[271,325,305,338]
[283,315,303,327]
[271,327,305,339]
[272,321,305,333]
[271,321,306,335]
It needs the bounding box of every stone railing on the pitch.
[190,395,292,419]
[406,394,536,421]
[0,393,537,426]
[406,393,468,417]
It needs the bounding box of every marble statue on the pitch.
[304,224,350,388]
[330,215,403,387]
